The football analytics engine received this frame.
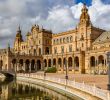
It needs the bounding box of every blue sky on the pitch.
[76,0,92,6]
[76,0,110,6]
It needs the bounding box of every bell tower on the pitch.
[79,3,91,27]
[14,26,23,52]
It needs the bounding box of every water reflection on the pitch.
[0,79,77,100]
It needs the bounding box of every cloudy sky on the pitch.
[0,0,110,48]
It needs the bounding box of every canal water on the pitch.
[0,78,81,100]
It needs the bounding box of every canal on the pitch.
[0,77,82,100]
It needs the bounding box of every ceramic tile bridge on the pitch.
[0,69,16,79]
[17,73,110,100]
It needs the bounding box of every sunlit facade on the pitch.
[0,4,109,74]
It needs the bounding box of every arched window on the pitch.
[63,38,65,43]
[54,40,55,44]
[57,39,59,44]
[60,38,62,43]
[39,48,41,55]
[70,36,73,42]
[61,46,64,53]
[34,49,37,55]
[45,47,49,54]
[69,45,72,52]
[67,37,69,43]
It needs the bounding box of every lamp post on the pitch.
[107,52,110,90]
[65,49,68,87]
[29,63,31,77]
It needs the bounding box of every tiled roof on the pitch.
[93,31,110,44]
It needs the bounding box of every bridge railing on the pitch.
[17,73,110,100]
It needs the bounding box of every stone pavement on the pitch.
[33,72,108,90]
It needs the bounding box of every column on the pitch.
[95,59,98,74]
[41,60,43,70]
[47,55,48,68]
[51,55,53,67]
[56,53,59,72]
[46,60,48,69]
[29,63,31,73]
[17,62,19,72]
[23,62,26,72]
[11,63,13,71]
[35,62,37,72]
[72,57,75,73]
[61,57,63,72]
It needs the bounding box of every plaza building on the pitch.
[0,4,109,74]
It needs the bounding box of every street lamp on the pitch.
[106,52,110,90]
[65,49,68,87]
[42,60,46,80]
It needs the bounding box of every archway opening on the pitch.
[68,57,72,67]
[48,59,51,67]
[58,58,62,68]
[53,59,56,67]
[34,49,37,55]
[12,59,17,71]
[19,59,23,72]
[25,60,30,72]
[90,56,95,67]
[0,60,3,70]
[98,55,104,65]
[37,60,41,70]
[31,60,35,72]
[74,57,79,71]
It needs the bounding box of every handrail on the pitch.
[17,73,110,100]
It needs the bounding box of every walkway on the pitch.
[17,73,110,100]
[32,72,108,90]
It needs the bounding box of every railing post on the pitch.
[82,81,85,90]
[93,84,96,95]
[107,92,110,100]
[73,79,75,86]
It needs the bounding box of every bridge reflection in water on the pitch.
[0,80,74,100]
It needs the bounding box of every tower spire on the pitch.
[17,24,21,34]
[78,1,92,26]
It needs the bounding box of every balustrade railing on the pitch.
[17,73,110,100]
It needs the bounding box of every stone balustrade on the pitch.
[17,73,110,100]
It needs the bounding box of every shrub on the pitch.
[45,67,57,73]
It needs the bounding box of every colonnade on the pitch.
[89,55,107,74]
[9,54,108,74]
[11,59,42,73]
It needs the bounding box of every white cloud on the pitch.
[89,0,110,30]
[0,0,110,48]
